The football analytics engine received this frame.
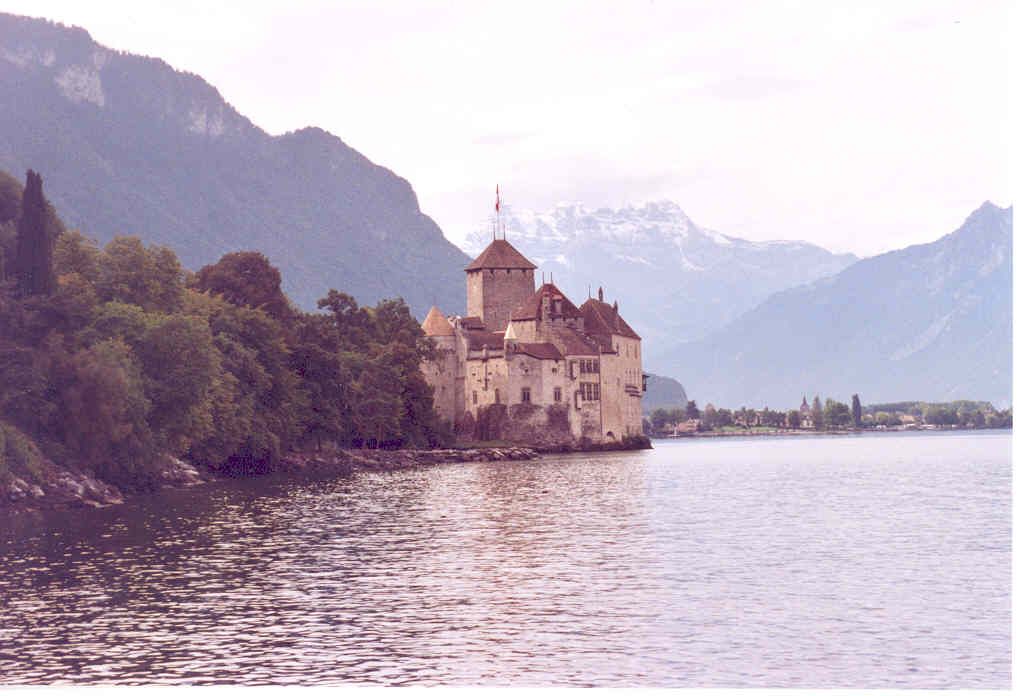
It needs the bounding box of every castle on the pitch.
[420,235,646,446]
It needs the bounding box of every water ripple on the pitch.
[0,431,1010,687]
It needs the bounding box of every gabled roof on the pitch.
[579,298,641,340]
[545,325,601,357]
[421,306,455,337]
[465,239,537,271]
[510,283,582,321]
[513,342,563,361]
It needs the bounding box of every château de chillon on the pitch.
[420,224,648,448]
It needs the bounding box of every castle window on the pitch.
[495,388,500,404]
[580,382,600,401]
[472,391,478,405]
[554,387,562,403]
[521,387,531,403]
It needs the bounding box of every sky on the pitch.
[3,0,1012,256]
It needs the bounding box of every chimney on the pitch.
[613,300,618,314]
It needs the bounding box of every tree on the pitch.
[318,290,375,350]
[824,398,852,428]
[54,230,101,284]
[702,403,718,430]
[97,236,184,312]
[13,170,57,296]
[192,251,292,322]
[135,315,220,452]
[811,396,824,430]
[685,399,700,420]
[715,408,733,427]
[54,338,156,489]
[851,394,862,428]
[650,408,671,434]
[787,409,801,429]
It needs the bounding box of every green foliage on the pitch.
[787,409,801,429]
[851,394,862,428]
[55,230,101,283]
[824,398,853,428]
[51,338,157,490]
[136,314,219,452]
[97,236,184,312]
[12,170,61,296]
[0,421,47,484]
[811,396,825,430]
[192,251,292,321]
[0,175,451,489]
[685,399,700,421]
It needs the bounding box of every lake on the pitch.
[0,431,1010,687]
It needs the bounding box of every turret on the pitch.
[464,239,536,332]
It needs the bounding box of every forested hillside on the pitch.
[0,169,448,501]
[0,12,470,317]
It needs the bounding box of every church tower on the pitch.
[465,239,536,332]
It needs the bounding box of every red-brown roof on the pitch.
[513,342,563,361]
[510,283,582,321]
[421,306,455,337]
[465,239,537,271]
[466,330,504,351]
[580,298,641,340]
[545,325,600,357]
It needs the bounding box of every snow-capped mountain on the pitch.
[666,201,1013,408]
[464,200,858,368]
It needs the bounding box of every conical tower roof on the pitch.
[465,239,537,271]
[421,306,455,337]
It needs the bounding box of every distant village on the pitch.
[645,396,1013,438]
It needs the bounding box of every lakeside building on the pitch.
[420,236,646,446]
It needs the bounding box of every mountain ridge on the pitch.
[0,12,470,316]
[666,201,1013,408]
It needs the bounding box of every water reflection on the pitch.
[0,432,1010,687]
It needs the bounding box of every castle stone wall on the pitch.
[467,268,534,332]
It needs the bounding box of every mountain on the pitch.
[0,13,470,316]
[463,201,857,367]
[642,373,689,413]
[665,202,1013,409]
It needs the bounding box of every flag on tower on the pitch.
[495,185,500,213]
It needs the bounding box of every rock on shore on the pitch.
[278,446,540,473]
[1,453,207,513]
[2,446,550,515]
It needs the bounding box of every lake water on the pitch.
[0,431,1010,687]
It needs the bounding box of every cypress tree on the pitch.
[13,170,56,296]
[851,394,862,428]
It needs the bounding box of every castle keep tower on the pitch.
[465,239,536,333]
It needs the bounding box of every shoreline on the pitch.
[1,445,543,516]
[653,426,1012,440]
[2,436,655,516]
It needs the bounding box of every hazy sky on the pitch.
[6,0,1012,255]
